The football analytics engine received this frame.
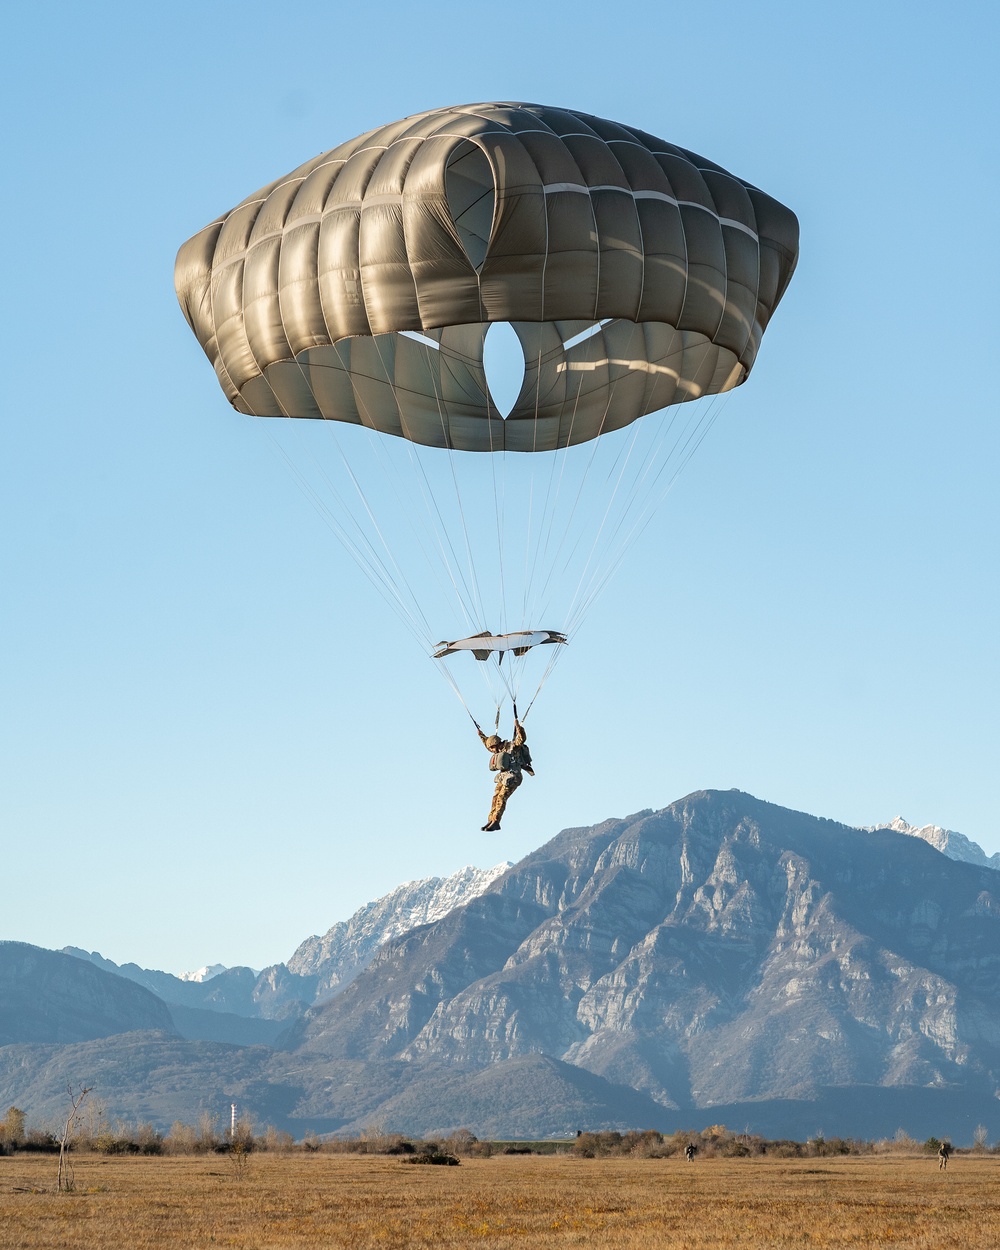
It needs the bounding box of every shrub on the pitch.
[402,1151,459,1166]
[228,1140,253,1182]
[96,1132,140,1155]
[625,1130,665,1158]
[358,1122,391,1152]
[573,1131,623,1158]
[231,1115,256,1152]
[136,1123,165,1156]
[443,1129,479,1156]
[326,1132,428,1155]
[165,1121,198,1154]
[261,1125,294,1153]
[21,1129,60,1154]
[92,1121,164,1156]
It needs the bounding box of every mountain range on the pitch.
[58,861,509,1045]
[2,792,998,1143]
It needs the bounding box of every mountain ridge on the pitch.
[285,790,1000,1124]
[0,943,176,1046]
[6,791,1000,1142]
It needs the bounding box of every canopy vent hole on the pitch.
[483,322,525,419]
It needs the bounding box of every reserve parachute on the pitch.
[175,102,798,723]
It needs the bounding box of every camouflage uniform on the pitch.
[479,719,533,830]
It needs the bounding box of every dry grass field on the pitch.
[1,1151,997,1249]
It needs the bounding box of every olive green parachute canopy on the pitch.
[175,102,798,452]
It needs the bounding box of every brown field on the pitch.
[1,1151,997,1249]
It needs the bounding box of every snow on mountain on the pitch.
[287,862,512,999]
[867,817,1000,870]
[178,963,229,983]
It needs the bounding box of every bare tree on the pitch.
[57,1085,92,1192]
[196,1110,220,1153]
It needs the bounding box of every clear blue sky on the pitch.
[3,1,997,974]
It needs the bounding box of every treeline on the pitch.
[0,1105,480,1161]
[1,1105,994,1159]
[570,1125,996,1159]
[0,1105,286,1157]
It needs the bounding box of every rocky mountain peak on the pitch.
[292,789,1000,1125]
[287,860,512,999]
[868,817,999,871]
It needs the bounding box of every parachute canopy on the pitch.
[175,102,798,454]
[175,104,798,724]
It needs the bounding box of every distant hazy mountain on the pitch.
[868,817,1000,871]
[0,1032,276,1130]
[61,947,224,1005]
[9,794,1000,1142]
[0,943,175,1045]
[61,861,511,1040]
[60,949,315,1041]
[178,963,229,982]
[287,862,512,999]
